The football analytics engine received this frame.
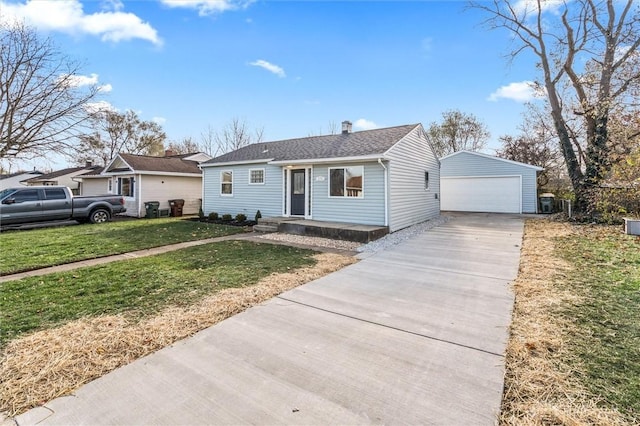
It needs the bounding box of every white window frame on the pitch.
[328,166,364,198]
[220,170,233,196]
[424,171,430,190]
[118,177,135,197]
[108,178,113,193]
[248,168,265,185]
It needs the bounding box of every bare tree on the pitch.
[472,0,640,211]
[0,21,99,162]
[208,117,264,157]
[166,137,201,155]
[426,109,490,157]
[78,110,166,165]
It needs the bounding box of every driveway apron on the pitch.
[16,213,523,425]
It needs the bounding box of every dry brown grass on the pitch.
[0,252,356,417]
[500,219,627,425]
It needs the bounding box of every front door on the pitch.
[290,169,305,216]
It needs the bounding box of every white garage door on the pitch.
[441,176,521,213]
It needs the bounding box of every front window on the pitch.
[329,166,363,198]
[221,171,233,195]
[249,169,265,185]
[118,177,134,197]
[11,189,40,203]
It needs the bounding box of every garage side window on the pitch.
[424,171,429,190]
[249,169,265,185]
[221,171,233,195]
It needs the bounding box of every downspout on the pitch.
[378,158,388,227]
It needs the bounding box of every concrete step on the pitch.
[253,224,278,233]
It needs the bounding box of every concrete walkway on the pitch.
[15,213,523,425]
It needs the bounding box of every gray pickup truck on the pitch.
[0,186,126,226]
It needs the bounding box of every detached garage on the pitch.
[440,151,543,214]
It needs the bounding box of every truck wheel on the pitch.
[90,209,111,224]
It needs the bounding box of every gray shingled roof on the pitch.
[23,166,96,182]
[118,153,201,174]
[202,124,419,165]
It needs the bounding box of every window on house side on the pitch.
[118,177,134,197]
[329,166,363,198]
[249,169,265,184]
[425,171,429,190]
[221,171,233,195]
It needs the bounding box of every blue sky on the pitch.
[1,0,543,171]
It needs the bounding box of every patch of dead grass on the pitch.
[501,219,627,425]
[0,252,356,417]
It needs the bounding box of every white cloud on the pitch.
[152,117,167,125]
[354,119,378,130]
[84,100,116,114]
[0,0,161,45]
[487,81,542,102]
[66,73,99,87]
[98,83,113,93]
[160,0,255,16]
[249,59,286,78]
[513,0,566,16]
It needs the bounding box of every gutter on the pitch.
[378,158,388,227]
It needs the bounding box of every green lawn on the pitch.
[0,218,244,275]
[0,240,316,346]
[556,226,640,422]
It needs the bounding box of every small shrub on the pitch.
[198,207,205,220]
[208,212,219,221]
[221,214,233,222]
[255,210,262,221]
[235,213,247,223]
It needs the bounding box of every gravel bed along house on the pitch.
[257,215,449,253]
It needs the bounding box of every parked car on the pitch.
[0,186,126,226]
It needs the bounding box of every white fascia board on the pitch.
[441,150,544,171]
[269,154,384,166]
[102,170,201,178]
[199,159,273,168]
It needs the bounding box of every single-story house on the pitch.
[0,170,43,190]
[80,151,212,217]
[22,163,101,195]
[440,150,543,214]
[200,121,440,232]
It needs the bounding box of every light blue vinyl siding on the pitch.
[311,162,385,225]
[440,151,539,213]
[202,163,282,217]
[385,127,441,232]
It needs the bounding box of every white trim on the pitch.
[440,150,544,171]
[248,168,265,185]
[269,154,384,166]
[327,165,365,199]
[378,158,388,227]
[282,168,287,216]
[307,166,313,219]
[220,170,233,197]
[200,158,273,168]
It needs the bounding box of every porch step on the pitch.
[253,224,279,233]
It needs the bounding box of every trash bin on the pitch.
[539,193,555,214]
[144,201,160,219]
[169,199,185,217]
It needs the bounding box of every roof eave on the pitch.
[269,154,386,166]
[200,158,275,168]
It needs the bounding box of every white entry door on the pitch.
[441,176,521,213]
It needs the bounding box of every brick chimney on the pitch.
[164,149,175,157]
[341,120,352,134]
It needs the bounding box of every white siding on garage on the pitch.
[440,151,540,214]
[385,127,441,232]
[80,178,109,196]
[140,175,203,216]
[311,162,386,225]
[202,163,282,218]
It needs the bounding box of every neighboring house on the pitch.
[440,150,543,214]
[80,151,212,218]
[22,163,101,195]
[200,121,440,232]
[0,170,43,190]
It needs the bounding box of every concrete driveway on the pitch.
[16,213,523,425]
